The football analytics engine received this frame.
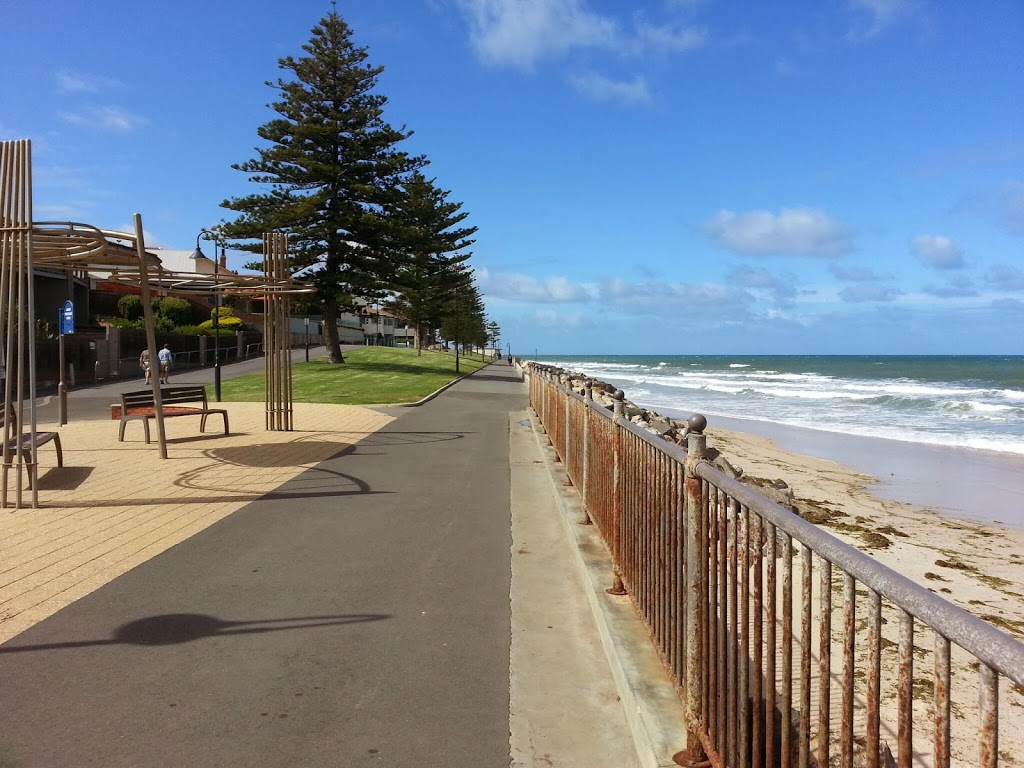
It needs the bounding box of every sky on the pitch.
[2,1,1023,355]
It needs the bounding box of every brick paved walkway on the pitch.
[0,402,392,644]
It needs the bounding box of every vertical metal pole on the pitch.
[214,244,222,402]
[979,664,998,768]
[607,392,627,596]
[24,140,40,504]
[263,235,271,431]
[305,316,309,362]
[134,214,167,459]
[682,419,708,766]
[580,379,592,524]
[58,324,67,425]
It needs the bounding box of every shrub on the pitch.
[158,296,192,327]
[199,315,242,331]
[117,295,144,321]
[102,316,141,329]
[174,325,207,336]
[153,314,176,332]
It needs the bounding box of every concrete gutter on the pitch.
[526,410,689,768]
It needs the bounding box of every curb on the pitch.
[379,361,513,408]
[526,410,687,768]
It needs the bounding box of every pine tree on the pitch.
[386,172,476,355]
[439,274,485,373]
[221,11,425,362]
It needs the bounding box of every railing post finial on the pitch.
[686,413,707,460]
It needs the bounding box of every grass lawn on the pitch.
[219,346,491,405]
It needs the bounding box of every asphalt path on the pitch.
[0,361,527,768]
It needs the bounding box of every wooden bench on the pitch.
[117,386,229,444]
[2,403,63,488]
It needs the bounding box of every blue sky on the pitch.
[3,1,1022,355]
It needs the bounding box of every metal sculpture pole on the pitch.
[134,213,167,458]
[0,140,38,507]
[263,232,293,431]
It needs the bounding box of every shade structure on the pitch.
[2,138,312,509]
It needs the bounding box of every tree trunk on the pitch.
[322,294,345,363]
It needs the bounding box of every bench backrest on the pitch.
[121,386,210,410]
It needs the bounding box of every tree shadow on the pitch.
[0,612,390,654]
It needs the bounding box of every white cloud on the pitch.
[530,309,585,328]
[847,0,918,40]
[455,0,617,69]
[480,270,597,302]
[828,264,886,282]
[569,72,651,105]
[987,264,1024,291]
[922,279,978,299]
[478,268,751,315]
[839,283,902,303]
[58,106,148,133]
[775,59,795,76]
[727,265,800,306]
[454,0,706,69]
[1001,181,1024,236]
[910,235,964,270]
[631,20,707,55]
[35,202,95,220]
[703,207,854,257]
[56,69,122,94]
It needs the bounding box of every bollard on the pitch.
[606,390,627,596]
[681,414,709,767]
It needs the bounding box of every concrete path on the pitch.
[0,360,640,767]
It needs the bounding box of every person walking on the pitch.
[139,348,151,384]
[158,344,173,384]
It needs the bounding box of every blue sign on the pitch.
[60,300,74,335]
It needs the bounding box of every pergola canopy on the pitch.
[30,221,313,296]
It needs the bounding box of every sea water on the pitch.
[535,355,1024,457]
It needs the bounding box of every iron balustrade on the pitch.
[528,363,1024,768]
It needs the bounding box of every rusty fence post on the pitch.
[579,379,593,524]
[606,390,627,596]
[682,414,709,766]
[562,371,571,474]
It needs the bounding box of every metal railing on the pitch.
[529,364,1024,768]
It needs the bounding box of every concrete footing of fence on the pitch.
[526,409,687,768]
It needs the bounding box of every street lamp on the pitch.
[304,316,310,362]
[190,229,223,402]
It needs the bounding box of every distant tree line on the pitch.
[219,10,488,363]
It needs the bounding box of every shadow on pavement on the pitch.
[32,466,94,491]
[0,612,391,653]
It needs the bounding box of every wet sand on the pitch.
[704,413,1024,531]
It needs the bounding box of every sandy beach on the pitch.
[694,415,1024,766]
[708,413,1024,531]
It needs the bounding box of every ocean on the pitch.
[535,355,1024,457]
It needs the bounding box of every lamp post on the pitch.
[304,316,310,362]
[190,230,222,402]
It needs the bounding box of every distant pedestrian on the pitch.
[158,344,173,384]
[139,348,152,384]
